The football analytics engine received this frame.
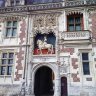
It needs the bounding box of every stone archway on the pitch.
[34,66,55,96]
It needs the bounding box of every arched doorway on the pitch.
[34,66,54,96]
[61,77,68,96]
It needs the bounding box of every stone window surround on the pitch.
[79,49,92,76]
[5,20,18,38]
[0,50,15,76]
[67,13,83,32]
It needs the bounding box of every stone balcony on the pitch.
[61,30,91,41]
[60,30,91,45]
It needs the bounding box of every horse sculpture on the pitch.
[37,39,53,54]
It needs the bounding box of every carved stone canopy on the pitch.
[33,27,58,36]
[33,13,60,36]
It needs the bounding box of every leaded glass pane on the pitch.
[2,59,7,64]
[82,53,89,60]
[7,66,12,75]
[9,53,14,58]
[68,17,74,24]
[83,62,90,75]
[75,17,80,24]
[6,28,11,37]
[1,66,6,75]
[12,28,17,37]
[2,53,7,58]
[7,21,12,27]
[68,25,74,31]
[8,59,13,64]
[75,24,81,31]
[13,21,17,27]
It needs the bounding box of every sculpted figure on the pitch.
[37,36,53,54]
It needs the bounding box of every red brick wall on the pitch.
[15,20,26,81]
[60,47,74,55]
[89,13,96,39]
[72,58,78,69]
[71,73,80,82]
[71,58,80,82]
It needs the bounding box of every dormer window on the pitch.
[10,0,20,6]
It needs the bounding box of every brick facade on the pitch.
[72,58,78,69]
[60,47,74,55]
[89,13,96,40]
[71,73,80,82]
[15,20,26,81]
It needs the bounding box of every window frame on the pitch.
[67,13,83,32]
[5,21,18,38]
[10,0,20,6]
[79,50,92,76]
[82,53,90,75]
[0,51,15,76]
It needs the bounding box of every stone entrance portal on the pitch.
[34,66,54,96]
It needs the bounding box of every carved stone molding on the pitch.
[0,15,26,22]
[87,7,96,14]
[65,8,84,15]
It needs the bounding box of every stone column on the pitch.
[26,63,33,96]
[54,66,61,96]
[26,16,34,96]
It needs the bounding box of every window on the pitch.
[0,0,5,7]
[6,21,17,37]
[67,13,83,31]
[10,0,20,6]
[0,52,14,75]
[82,53,90,75]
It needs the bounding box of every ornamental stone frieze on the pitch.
[0,14,26,22]
[33,55,56,63]
[87,7,96,14]
[33,13,60,35]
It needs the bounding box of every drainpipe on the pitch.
[23,14,30,86]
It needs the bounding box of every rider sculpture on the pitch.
[37,36,53,54]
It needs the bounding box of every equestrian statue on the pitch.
[37,36,53,54]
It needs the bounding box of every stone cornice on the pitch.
[0,1,96,14]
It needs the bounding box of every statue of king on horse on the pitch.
[37,36,53,54]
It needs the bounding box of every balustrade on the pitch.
[61,31,91,40]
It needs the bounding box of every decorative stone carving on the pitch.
[19,79,26,96]
[33,16,44,28]
[0,15,26,22]
[45,14,56,27]
[59,57,70,74]
[33,13,60,36]
[88,7,96,14]
[65,9,84,15]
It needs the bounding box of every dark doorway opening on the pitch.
[34,66,54,96]
[61,77,68,96]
